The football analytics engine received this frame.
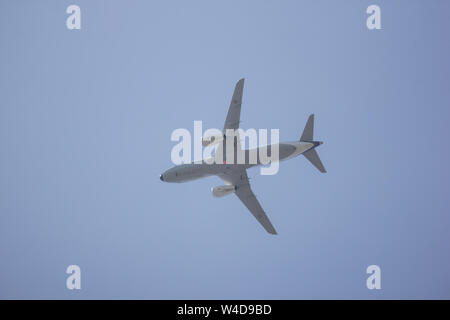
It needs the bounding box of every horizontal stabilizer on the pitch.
[303,149,326,173]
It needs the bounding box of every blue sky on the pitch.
[1,0,450,299]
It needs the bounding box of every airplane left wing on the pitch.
[217,79,244,163]
[220,168,277,235]
[223,78,244,132]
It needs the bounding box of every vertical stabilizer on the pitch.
[300,114,314,141]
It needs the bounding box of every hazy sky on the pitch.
[1,0,450,299]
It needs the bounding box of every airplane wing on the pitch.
[223,78,244,132]
[216,79,244,162]
[219,79,276,234]
[220,168,277,235]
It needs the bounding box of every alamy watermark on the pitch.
[366,265,381,290]
[66,5,81,30]
[66,265,81,290]
[367,5,381,30]
[170,121,280,175]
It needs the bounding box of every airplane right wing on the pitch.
[235,183,277,235]
[220,168,277,235]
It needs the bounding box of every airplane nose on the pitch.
[160,174,164,181]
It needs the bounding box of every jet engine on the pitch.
[202,134,224,147]
[211,185,236,197]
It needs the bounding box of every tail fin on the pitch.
[300,114,326,173]
[300,114,314,141]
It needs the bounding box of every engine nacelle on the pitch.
[202,134,224,147]
[212,185,236,197]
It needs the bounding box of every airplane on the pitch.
[160,79,326,234]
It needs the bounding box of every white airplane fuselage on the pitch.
[160,140,320,183]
